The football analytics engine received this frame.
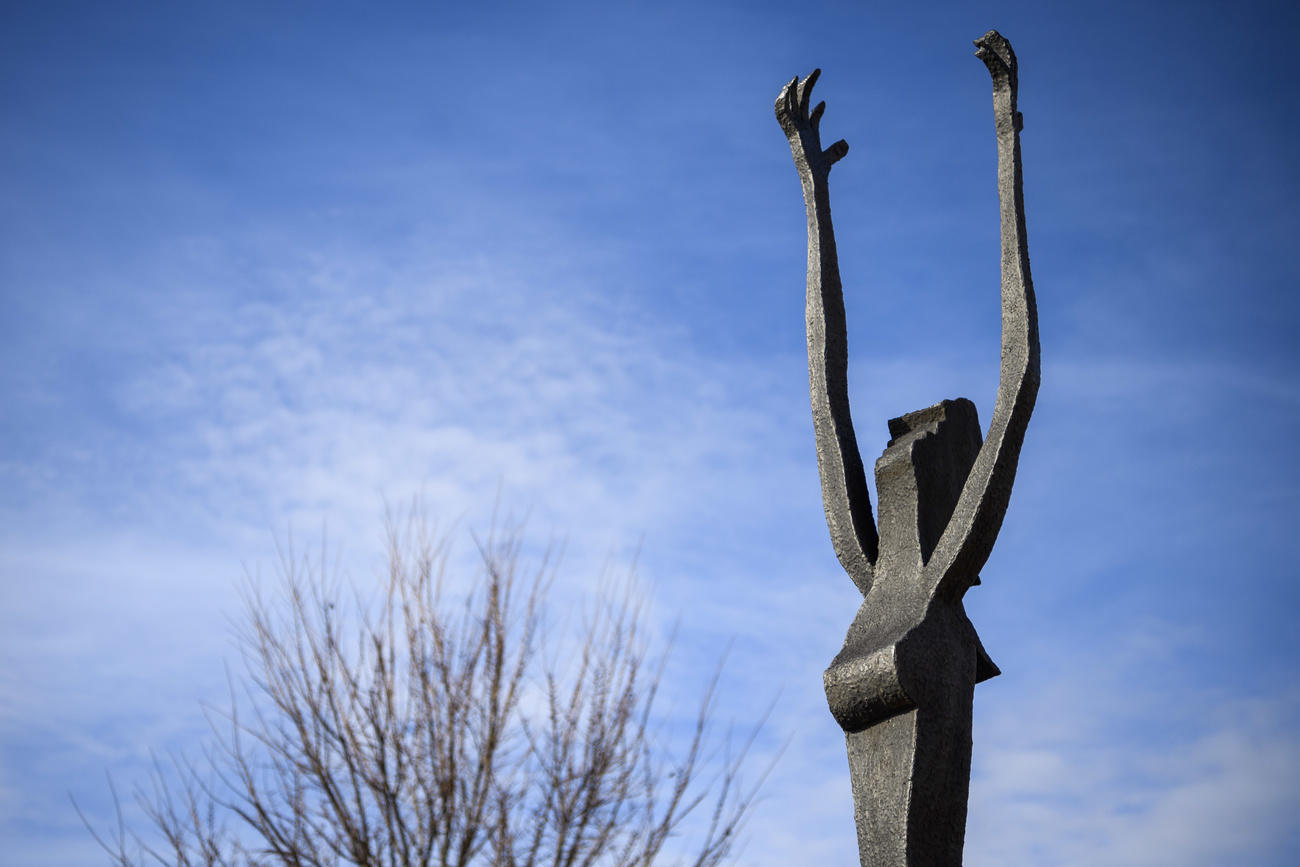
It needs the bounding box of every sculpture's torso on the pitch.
[824,398,996,734]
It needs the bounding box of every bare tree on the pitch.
[80,512,767,866]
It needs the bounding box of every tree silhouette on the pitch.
[79,510,766,866]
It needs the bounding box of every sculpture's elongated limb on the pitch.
[776,71,879,595]
[927,31,1040,598]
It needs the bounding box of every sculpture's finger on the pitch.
[797,68,821,118]
[810,100,826,132]
[776,76,799,127]
[825,138,849,165]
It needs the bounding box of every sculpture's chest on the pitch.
[874,398,983,569]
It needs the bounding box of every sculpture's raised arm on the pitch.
[776,71,879,595]
[928,31,1041,598]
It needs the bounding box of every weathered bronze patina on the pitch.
[776,30,1040,866]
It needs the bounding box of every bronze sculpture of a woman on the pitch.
[776,30,1040,866]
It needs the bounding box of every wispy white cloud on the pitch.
[8,243,1300,863]
[8,233,1300,863]
[0,231,841,861]
[969,653,1300,866]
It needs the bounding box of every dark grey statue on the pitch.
[776,31,1040,866]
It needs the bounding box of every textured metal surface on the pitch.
[776,30,1040,866]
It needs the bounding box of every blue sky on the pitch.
[2,1,1298,864]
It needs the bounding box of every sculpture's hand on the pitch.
[775,70,849,181]
[974,31,1015,84]
[975,30,1022,132]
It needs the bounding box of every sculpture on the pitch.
[776,31,1040,866]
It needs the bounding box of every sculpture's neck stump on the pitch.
[875,399,983,575]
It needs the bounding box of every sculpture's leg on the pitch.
[841,608,981,866]
[846,678,974,866]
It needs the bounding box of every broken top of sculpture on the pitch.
[776,30,1040,867]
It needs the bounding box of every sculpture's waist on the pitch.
[823,600,994,732]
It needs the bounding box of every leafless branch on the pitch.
[85,509,769,866]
